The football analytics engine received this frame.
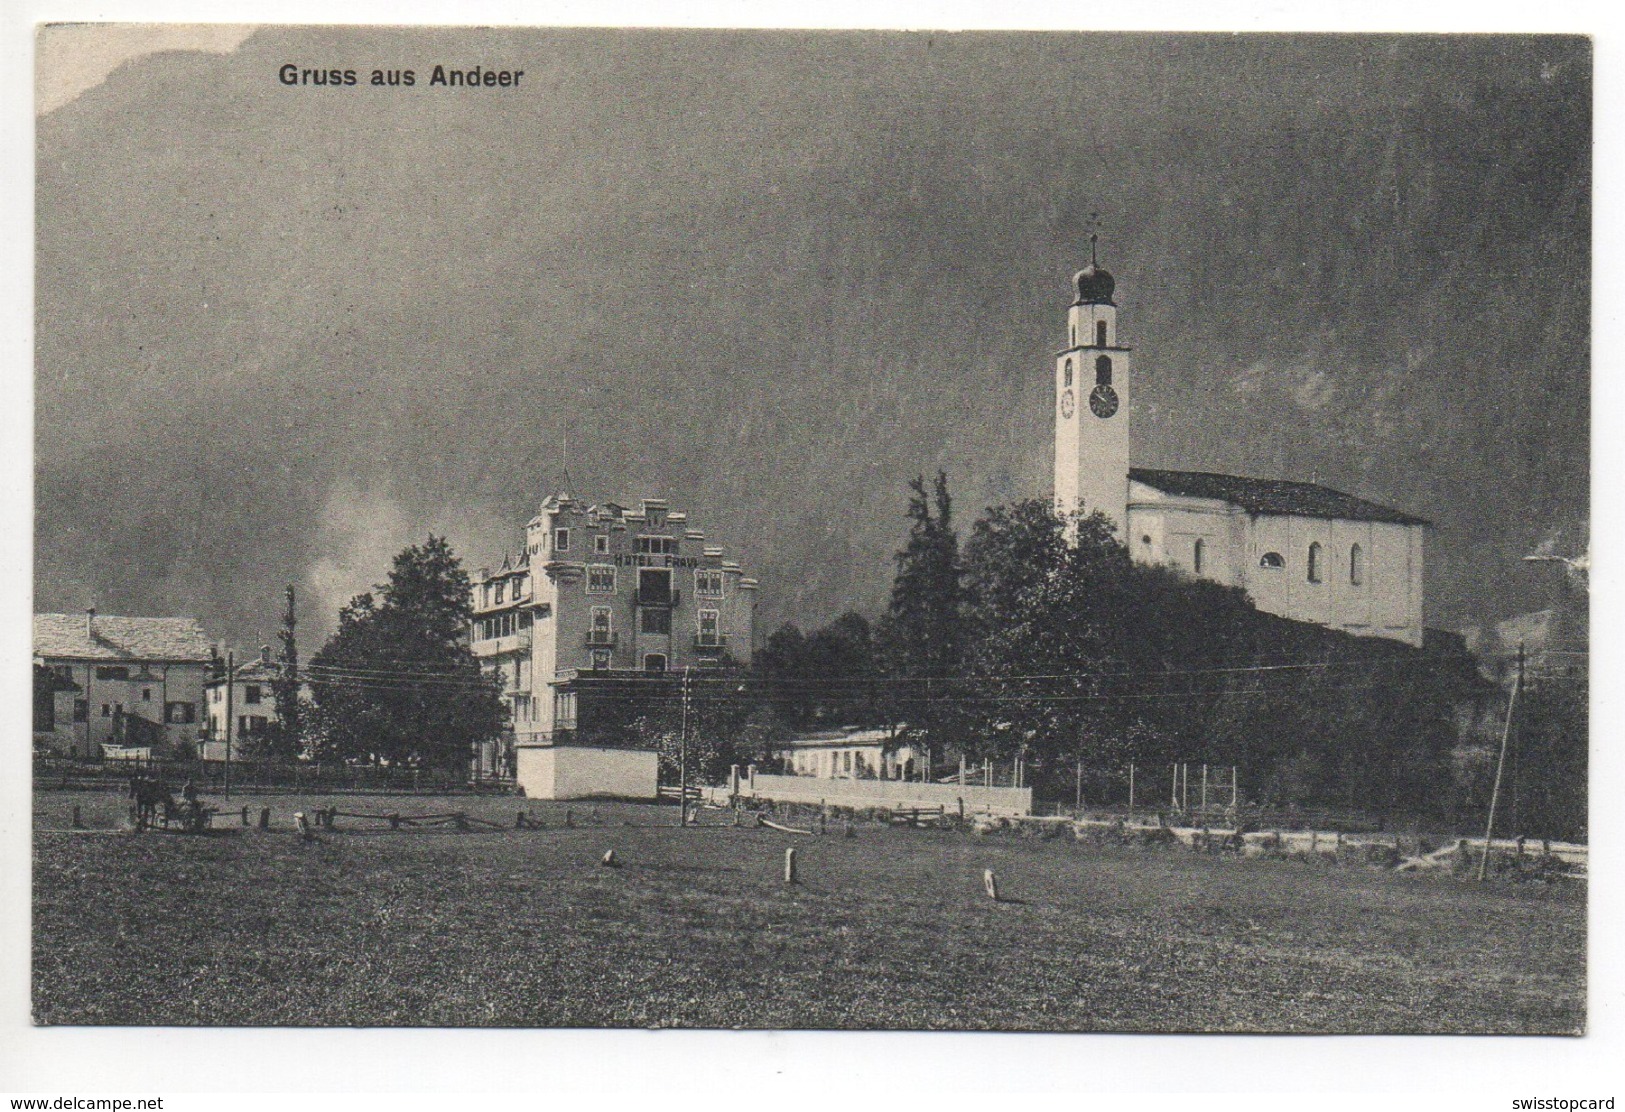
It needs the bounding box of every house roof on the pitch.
[203,658,280,685]
[1129,468,1429,526]
[34,613,214,664]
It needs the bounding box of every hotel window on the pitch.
[1259,552,1285,569]
[642,608,672,635]
[635,536,679,555]
[698,609,720,646]
[554,528,569,552]
[643,653,667,673]
[142,687,152,701]
[1349,544,1364,586]
[73,699,88,722]
[587,565,617,594]
[638,567,673,605]
[594,535,609,554]
[245,685,262,705]
[696,569,724,597]
[554,692,577,729]
[591,649,611,671]
[165,701,195,724]
[513,576,526,598]
[95,666,130,681]
[1307,542,1323,583]
[495,581,505,604]
[590,607,612,635]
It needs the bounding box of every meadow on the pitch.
[32,790,1584,1032]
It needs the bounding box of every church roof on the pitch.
[34,613,214,663]
[1128,469,1429,526]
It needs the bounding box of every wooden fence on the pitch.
[34,757,514,796]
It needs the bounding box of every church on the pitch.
[1052,244,1427,648]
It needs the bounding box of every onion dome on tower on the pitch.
[1072,233,1115,305]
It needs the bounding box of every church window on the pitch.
[1096,320,1108,347]
[1064,359,1073,387]
[1095,355,1113,386]
[1259,551,1284,569]
[1193,538,1205,574]
[1350,544,1364,586]
[1307,542,1323,583]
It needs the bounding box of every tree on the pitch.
[756,613,881,729]
[952,496,1463,819]
[305,536,506,771]
[876,472,965,763]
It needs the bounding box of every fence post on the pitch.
[72,805,82,829]
[259,806,270,829]
[748,764,756,790]
[295,812,312,841]
[983,869,999,901]
[241,805,250,826]
[783,847,798,885]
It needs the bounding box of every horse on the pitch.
[127,773,172,831]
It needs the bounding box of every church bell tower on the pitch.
[1053,235,1131,538]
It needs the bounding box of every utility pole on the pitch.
[224,650,236,799]
[678,666,690,826]
[1479,642,1524,881]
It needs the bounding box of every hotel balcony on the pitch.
[635,588,680,608]
[471,628,531,657]
[693,634,727,652]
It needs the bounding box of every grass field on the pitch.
[32,790,1584,1032]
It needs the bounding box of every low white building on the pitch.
[774,726,922,780]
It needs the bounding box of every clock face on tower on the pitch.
[1089,383,1119,419]
[1059,389,1075,418]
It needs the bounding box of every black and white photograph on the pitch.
[19,18,1594,1056]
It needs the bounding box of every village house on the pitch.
[200,650,282,761]
[33,610,213,758]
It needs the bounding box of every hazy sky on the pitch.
[34,26,1590,651]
